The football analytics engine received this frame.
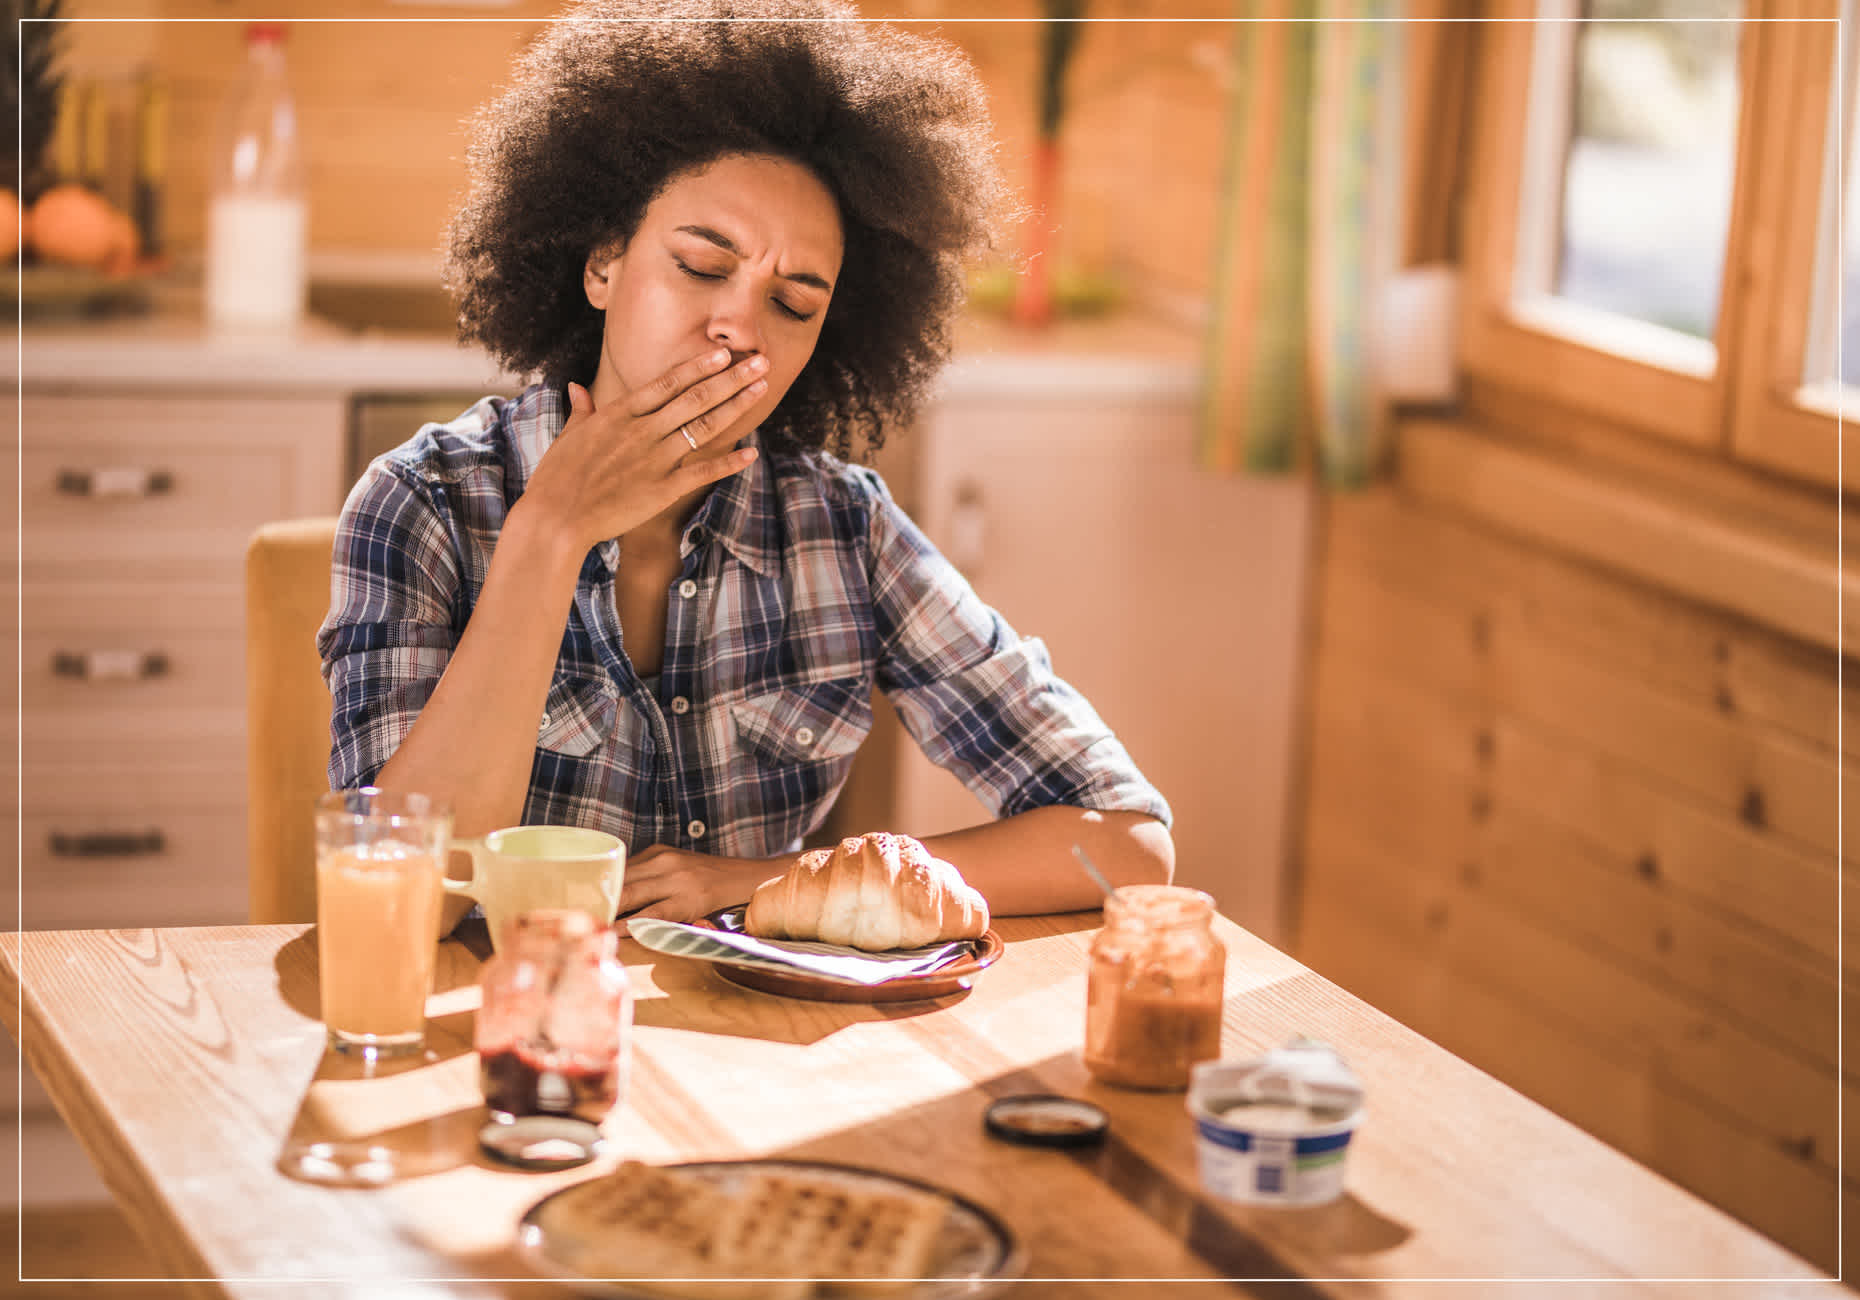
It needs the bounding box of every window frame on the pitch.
[1727,5,1849,490]
[1460,0,1840,485]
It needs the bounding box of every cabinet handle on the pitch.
[51,649,171,681]
[48,829,166,858]
[55,467,175,498]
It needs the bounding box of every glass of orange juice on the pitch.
[313,789,450,1057]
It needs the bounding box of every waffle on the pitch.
[762,1167,952,1294]
[544,1160,768,1296]
[714,1170,950,1296]
[543,1162,953,1299]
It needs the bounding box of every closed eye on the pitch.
[678,259,818,322]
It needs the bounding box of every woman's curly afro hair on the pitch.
[445,0,1006,461]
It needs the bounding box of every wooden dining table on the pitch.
[2,910,1840,1298]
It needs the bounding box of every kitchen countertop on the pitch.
[5,282,1205,401]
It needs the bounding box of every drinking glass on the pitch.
[313,789,450,1057]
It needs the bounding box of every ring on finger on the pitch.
[676,425,700,452]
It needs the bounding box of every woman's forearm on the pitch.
[372,500,586,838]
[919,807,1173,917]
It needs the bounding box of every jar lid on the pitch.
[983,1095,1109,1148]
[478,1115,606,1171]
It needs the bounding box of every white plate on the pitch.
[517,1158,1023,1298]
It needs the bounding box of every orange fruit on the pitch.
[26,183,137,272]
[0,190,20,261]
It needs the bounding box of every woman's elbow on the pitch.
[1128,817,1175,886]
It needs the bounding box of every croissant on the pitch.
[745,832,990,951]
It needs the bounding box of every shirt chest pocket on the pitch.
[537,673,618,757]
[730,675,872,766]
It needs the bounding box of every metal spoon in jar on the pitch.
[1071,843,1115,900]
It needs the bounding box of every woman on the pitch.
[319,0,1173,930]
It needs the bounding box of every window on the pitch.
[1800,0,1857,392]
[1462,0,1844,488]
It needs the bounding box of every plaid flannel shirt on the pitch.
[318,382,1171,860]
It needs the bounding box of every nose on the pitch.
[706,281,763,359]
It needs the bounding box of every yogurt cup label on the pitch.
[1186,1039,1364,1207]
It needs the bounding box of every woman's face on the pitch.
[583,152,844,452]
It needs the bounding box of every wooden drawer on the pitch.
[22,582,246,765]
[21,394,345,582]
[20,763,248,931]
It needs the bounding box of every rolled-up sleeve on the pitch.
[317,462,464,791]
[862,471,1171,827]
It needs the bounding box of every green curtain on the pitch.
[1198,2,1406,488]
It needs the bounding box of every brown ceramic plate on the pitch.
[692,907,1005,1003]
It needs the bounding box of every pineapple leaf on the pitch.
[4,0,66,199]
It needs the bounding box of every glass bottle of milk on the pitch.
[204,23,307,331]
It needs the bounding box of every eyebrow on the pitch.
[674,224,834,291]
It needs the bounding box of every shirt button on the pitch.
[678,579,698,599]
[670,695,690,715]
[686,819,706,839]
[538,712,550,730]
[794,726,816,746]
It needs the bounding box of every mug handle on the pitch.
[442,835,486,901]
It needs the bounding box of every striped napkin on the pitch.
[625,912,972,987]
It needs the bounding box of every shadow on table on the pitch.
[273,923,492,1189]
[747,1046,1413,1298]
[276,1041,488,1188]
[628,948,969,1046]
[626,909,1106,1049]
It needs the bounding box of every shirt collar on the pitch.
[505,383,781,578]
[506,382,568,502]
[685,438,780,577]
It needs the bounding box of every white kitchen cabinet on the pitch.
[17,392,347,933]
[892,389,1314,944]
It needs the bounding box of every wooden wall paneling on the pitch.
[1495,720,1847,983]
[1316,508,1844,860]
[1490,633,1841,858]
[1312,552,1845,973]
[1722,635,1853,765]
[1459,376,1856,557]
[143,12,550,253]
[1397,7,1478,267]
[1401,419,1856,654]
[1302,770,1840,1182]
[1300,829,1841,1269]
[1303,596,1843,1159]
[1308,696,1837,1067]
[1847,1183,1860,1278]
[1325,494,1851,760]
[1842,1073,1860,1179]
[104,5,1233,306]
[1299,836,1841,1270]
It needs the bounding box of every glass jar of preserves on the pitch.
[1084,885,1225,1090]
[476,909,633,1122]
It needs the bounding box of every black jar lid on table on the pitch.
[982,1095,1110,1148]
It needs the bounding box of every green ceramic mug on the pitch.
[443,825,627,948]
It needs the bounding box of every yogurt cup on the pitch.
[1186,1039,1364,1207]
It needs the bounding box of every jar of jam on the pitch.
[1084,884,1225,1090]
[476,909,633,1123]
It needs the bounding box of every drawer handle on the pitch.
[48,829,166,858]
[55,467,175,498]
[51,649,170,681]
